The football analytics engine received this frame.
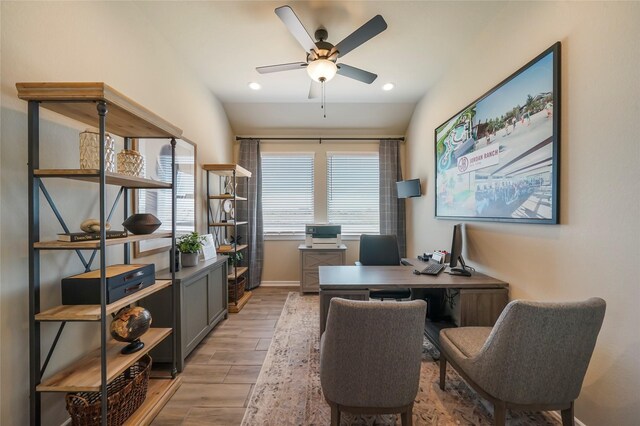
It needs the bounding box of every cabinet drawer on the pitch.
[301,271,319,292]
[302,252,343,269]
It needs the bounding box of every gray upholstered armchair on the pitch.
[320,298,427,426]
[439,297,606,426]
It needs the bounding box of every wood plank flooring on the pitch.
[151,287,291,426]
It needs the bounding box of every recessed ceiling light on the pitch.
[248,82,262,90]
[382,83,395,91]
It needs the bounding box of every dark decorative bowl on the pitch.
[122,213,161,235]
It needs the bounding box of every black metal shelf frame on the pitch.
[27,101,178,426]
[206,169,250,304]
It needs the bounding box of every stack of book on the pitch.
[57,230,128,242]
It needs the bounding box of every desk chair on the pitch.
[320,298,427,425]
[439,297,606,426]
[357,234,411,300]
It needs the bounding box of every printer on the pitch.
[305,224,342,248]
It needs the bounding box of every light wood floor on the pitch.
[152,286,292,426]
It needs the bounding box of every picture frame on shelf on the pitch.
[201,234,217,261]
[133,138,197,257]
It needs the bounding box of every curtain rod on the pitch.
[235,136,405,142]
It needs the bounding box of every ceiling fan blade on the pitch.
[308,81,321,99]
[334,15,387,58]
[256,62,308,74]
[336,63,378,84]
[275,5,317,53]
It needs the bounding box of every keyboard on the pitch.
[420,263,445,276]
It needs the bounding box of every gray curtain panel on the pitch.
[379,139,407,257]
[236,140,264,290]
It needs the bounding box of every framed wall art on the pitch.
[435,42,560,224]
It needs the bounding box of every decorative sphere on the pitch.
[110,306,152,343]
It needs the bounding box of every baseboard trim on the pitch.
[548,411,586,426]
[260,281,299,287]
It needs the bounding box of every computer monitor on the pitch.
[396,179,421,198]
[449,223,472,276]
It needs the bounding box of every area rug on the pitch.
[241,293,558,425]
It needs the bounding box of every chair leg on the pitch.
[439,357,447,390]
[561,401,575,426]
[330,402,340,426]
[493,401,506,426]
[401,403,413,426]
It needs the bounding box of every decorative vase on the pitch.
[122,213,161,235]
[110,306,152,355]
[181,252,199,267]
[117,149,145,177]
[79,130,115,172]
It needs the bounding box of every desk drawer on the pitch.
[302,252,343,269]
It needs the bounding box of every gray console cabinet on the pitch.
[142,256,228,372]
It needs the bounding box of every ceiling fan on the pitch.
[256,5,388,103]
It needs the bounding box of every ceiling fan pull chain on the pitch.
[322,80,327,118]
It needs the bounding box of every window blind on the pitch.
[327,152,379,234]
[262,153,314,234]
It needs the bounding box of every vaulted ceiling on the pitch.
[135,1,504,136]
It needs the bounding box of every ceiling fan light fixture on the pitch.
[306,59,337,83]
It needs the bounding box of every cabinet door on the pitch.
[301,270,319,292]
[456,289,509,327]
[208,262,227,325]
[184,275,209,354]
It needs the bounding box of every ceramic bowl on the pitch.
[122,213,161,235]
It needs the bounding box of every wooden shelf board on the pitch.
[37,328,171,392]
[228,291,252,313]
[34,169,171,189]
[123,376,182,426]
[208,195,247,201]
[202,164,251,178]
[34,232,172,250]
[216,244,248,254]
[16,82,182,138]
[35,280,172,321]
[208,221,248,227]
[227,266,248,281]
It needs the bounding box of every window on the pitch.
[327,152,379,235]
[261,153,314,234]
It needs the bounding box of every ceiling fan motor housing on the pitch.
[308,40,337,63]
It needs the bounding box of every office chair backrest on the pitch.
[359,234,401,266]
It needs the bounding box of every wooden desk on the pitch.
[318,264,509,347]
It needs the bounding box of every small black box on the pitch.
[61,264,155,305]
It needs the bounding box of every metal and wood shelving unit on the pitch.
[203,164,252,313]
[18,82,183,425]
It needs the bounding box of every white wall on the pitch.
[405,2,640,424]
[0,2,233,425]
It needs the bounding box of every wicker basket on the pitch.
[65,354,151,426]
[229,277,246,303]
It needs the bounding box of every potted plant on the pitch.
[177,232,204,267]
[228,251,244,267]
